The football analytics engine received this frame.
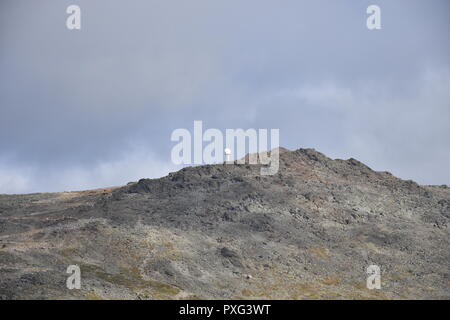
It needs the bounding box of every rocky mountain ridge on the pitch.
[0,148,448,299]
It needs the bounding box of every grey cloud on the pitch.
[0,0,449,193]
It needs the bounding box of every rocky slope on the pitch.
[0,148,449,299]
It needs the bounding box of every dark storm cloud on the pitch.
[0,0,449,193]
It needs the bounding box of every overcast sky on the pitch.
[0,0,449,193]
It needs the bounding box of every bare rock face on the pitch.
[0,148,448,300]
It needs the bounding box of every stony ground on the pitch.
[0,148,448,299]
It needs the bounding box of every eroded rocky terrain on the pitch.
[0,148,449,299]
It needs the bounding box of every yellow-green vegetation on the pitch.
[243,277,391,300]
[309,247,330,259]
[95,263,179,298]
[59,248,79,260]
[178,294,202,300]
[56,235,184,299]
[348,282,391,299]
[320,277,340,286]
[85,292,103,300]
[64,262,181,299]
